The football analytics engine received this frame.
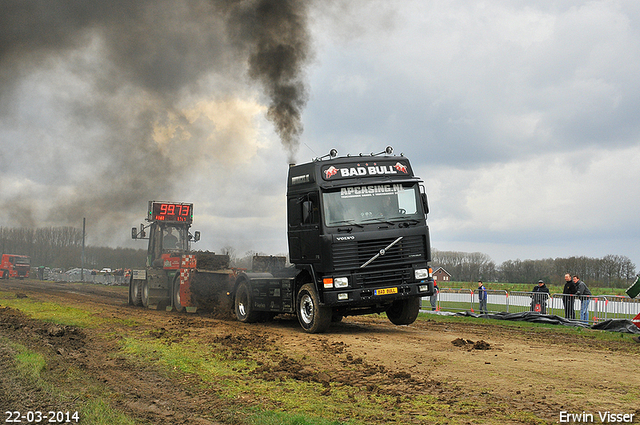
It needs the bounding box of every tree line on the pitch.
[1,226,636,287]
[0,227,146,270]
[432,249,637,288]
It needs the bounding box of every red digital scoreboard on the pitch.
[148,202,193,223]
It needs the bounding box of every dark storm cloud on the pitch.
[0,0,312,236]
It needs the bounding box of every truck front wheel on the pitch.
[386,297,421,326]
[234,281,261,323]
[296,284,331,333]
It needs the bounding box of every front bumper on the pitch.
[322,279,434,307]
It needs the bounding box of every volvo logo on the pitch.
[360,236,404,268]
[336,236,355,241]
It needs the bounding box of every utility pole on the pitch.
[81,218,86,282]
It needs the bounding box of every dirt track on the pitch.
[1,279,639,424]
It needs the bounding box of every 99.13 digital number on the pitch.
[5,411,79,423]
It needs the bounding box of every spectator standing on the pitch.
[477,280,488,314]
[573,275,592,324]
[562,273,577,319]
[430,280,438,311]
[530,279,550,314]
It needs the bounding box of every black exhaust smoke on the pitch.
[0,0,312,238]
[225,0,311,163]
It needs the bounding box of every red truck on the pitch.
[1,254,31,279]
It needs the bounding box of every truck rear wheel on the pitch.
[296,284,331,333]
[234,281,261,323]
[386,297,421,326]
[331,311,344,323]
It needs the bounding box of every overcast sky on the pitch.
[1,1,639,270]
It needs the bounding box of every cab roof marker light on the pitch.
[314,148,338,162]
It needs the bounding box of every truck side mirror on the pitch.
[421,193,429,215]
[131,227,137,239]
[194,231,201,242]
[302,200,313,224]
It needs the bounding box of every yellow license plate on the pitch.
[375,287,398,296]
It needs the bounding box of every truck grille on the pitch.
[354,267,412,287]
[332,235,426,271]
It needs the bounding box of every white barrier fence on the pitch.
[425,288,640,324]
[43,270,129,286]
[57,274,129,285]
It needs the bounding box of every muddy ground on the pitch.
[1,279,639,424]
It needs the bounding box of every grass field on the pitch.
[2,280,639,424]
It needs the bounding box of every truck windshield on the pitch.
[322,183,422,227]
[15,257,30,265]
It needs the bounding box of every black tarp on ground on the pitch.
[591,319,640,334]
[455,311,640,334]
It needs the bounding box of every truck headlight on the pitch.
[334,277,349,288]
[414,269,429,280]
[419,284,430,292]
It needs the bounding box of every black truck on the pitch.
[233,147,435,333]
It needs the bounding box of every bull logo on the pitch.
[394,162,408,173]
[325,166,338,179]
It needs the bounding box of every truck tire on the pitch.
[172,276,184,313]
[130,280,143,306]
[234,281,261,323]
[296,284,331,333]
[386,297,420,326]
[141,280,150,308]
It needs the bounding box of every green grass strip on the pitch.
[0,290,137,328]
[80,399,136,425]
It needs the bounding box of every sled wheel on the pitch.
[173,275,184,313]
[130,279,143,306]
[141,280,150,308]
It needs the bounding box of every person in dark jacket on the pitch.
[531,279,550,314]
[562,273,577,319]
[477,280,488,314]
[573,275,592,324]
